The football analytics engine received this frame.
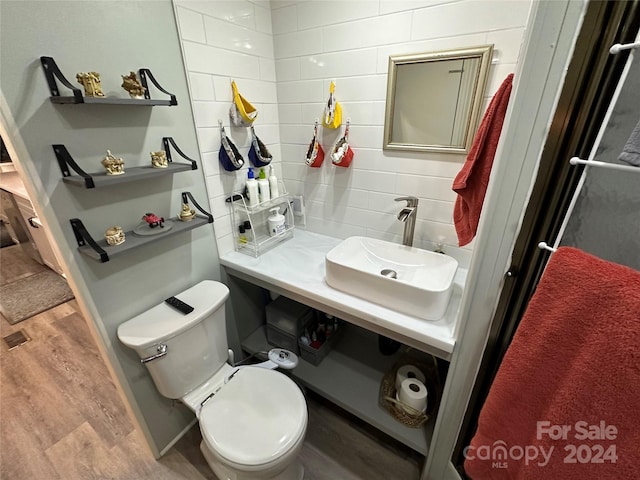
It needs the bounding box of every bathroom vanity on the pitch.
[220,230,466,457]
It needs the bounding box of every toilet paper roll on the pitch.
[395,364,426,392]
[398,378,428,413]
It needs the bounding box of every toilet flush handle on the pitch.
[141,344,168,364]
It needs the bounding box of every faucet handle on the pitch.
[395,196,418,207]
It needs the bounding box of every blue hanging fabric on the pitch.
[248,125,272,167]
[218,122,244,171]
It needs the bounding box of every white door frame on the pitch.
[423,1,588,478]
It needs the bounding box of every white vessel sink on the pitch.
[325,236,458,321]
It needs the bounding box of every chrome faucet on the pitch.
[395,196,418,247]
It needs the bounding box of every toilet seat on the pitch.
[199,366,307,467]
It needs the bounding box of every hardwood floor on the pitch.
[0,300,421,479]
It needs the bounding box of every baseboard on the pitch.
[159,418,198,457]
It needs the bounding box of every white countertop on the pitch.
[220,230,465,360]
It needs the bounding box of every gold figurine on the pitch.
[178,203,196,222]
[150,150,168,169]
[121,71,146,99]
[101,150,125,175]
[76,72,105,97]
[104,226,125,246]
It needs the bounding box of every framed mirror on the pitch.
[383,45,493,154]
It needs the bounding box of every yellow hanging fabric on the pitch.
[322,81,342,129]
[230,80,257,127]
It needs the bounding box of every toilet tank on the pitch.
[117,280,230,399]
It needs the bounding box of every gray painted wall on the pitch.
[561,55,640,268]
[0,0,226,454]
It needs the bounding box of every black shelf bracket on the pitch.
[70,218,109,262]
[163,137,198,170]
[139,68,178,106]
[40,56,83,101]
[53,144,95,188]
[182,191,214,223]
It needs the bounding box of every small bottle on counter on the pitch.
[258,167,271,203]
[268,165,280,198]
[246,168,259,207]
[238,225,248,244]
[243,220,254,244]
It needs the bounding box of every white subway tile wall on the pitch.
[174,0,531,265]
[271,1,530,267]
[175,0,281,256]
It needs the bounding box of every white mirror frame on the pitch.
[383,45,494,154]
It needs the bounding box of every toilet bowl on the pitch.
[117,280,307,480]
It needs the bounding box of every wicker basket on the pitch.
[378,350,441,428]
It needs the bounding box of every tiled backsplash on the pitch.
[175,0,532,267]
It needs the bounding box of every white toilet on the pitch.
[117,280,307,480]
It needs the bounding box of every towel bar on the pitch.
[537,242,557,253]
[569,156,640,173]
[609,41,640,55]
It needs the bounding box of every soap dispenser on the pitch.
[246,168,259,207]
[258,168,271,203]
[268,207,286,236]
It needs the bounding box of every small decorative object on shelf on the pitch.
[101,150,125,175]
[121,71,146,99]
[150,150,168,169]
[104,226,125,246]
[76,72,105,97]
[178,203,196,222]
[142,212,164,228]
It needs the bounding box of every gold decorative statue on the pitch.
[101,150,125,175]
[150,150,168,169]
[121,71,146,99]
[76,72,105,97]
[104,226,125,246]
[178,203,196,222]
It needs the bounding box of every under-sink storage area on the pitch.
[241,313,449,456]
[220,229,462,460]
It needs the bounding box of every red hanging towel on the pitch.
[464,247,640,480]
[452,73,513,247]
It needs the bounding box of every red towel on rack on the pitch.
[464,247,640,480]
[453,74,513,247]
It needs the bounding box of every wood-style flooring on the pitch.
[0,300,421,479]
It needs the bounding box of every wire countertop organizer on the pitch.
[226,182,294,257]
[538,37,640,254]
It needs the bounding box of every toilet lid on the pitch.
[199,367,307,467]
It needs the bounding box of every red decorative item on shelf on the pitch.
[142,212,165,228]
